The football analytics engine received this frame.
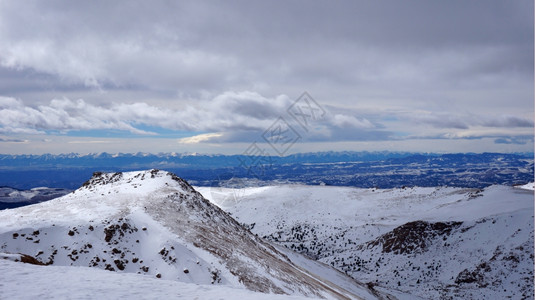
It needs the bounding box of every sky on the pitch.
[0,0,533,155]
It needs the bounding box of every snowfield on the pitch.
[0,259,314,300]
[516,182,535,191]
[197,183,534,299]
[0,170,385,300]
[1,169,532,299]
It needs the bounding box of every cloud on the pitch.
[0,1,531,104]
[178,133,223,144]
[0,1,532,153]
[409,113,469,129]
[67,140,112,144]
[494,136,534,145]
[406,111,533,129]
[330,114,374,129]
[0,137,28,143]
[481,116,534,128]
[2,90,532,148]
[0,97,157,135]
[0,92,383,141]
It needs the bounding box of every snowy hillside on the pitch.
[0,259,314,300]
[198,183,534,299]
[0,187,71,210]
[0,170,385,299]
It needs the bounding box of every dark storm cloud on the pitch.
[0,1,531,94]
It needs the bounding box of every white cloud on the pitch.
[1,91,532,148]
[0,92,377,138]
[330,114,374,129]
[178,133,223,144]
[0,96,22,108]
[0,97,156,135]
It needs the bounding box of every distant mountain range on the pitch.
[0,187,71,210]
[0,151,533,190]
[0,151,428,170]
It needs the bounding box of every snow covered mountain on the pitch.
[0,187,71,210]
[198,183,534,299]
[0,257,317,300]
[0,170,386,299]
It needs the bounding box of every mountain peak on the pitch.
[0,170,377,299]
[80,169,195,194]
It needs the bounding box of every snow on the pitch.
[0,171,190,230]
[272,245,405,300]
[0,259,313,300]
[0,170,381,300]
[0,252,22,261]
[3,168,530,299]
[516,182,534,191]
[197,183,534,299]
[197,184,533,236]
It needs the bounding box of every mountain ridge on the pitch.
[0,169,384,299]
[198,183,534,299]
